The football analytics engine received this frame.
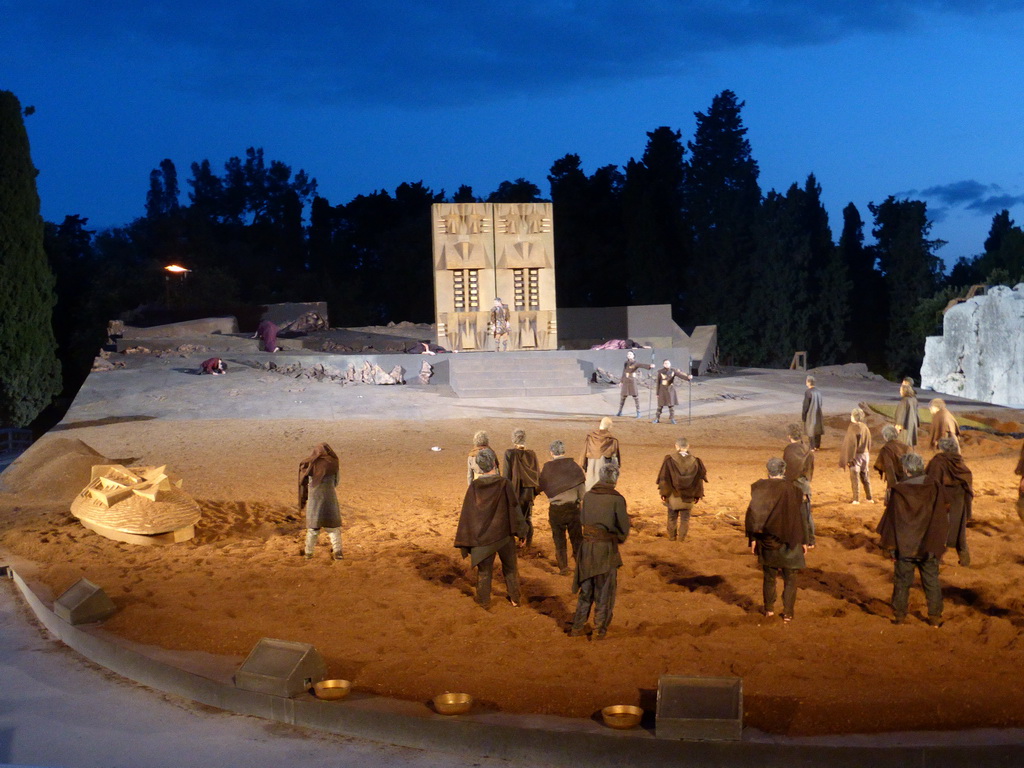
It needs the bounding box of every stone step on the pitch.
[452,358,582,373]
[453,384,593,398]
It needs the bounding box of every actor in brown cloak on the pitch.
[745,457,811,621]
[928,399,960,451]
[876,452,949,626]
[581,417,620,491]
[538,440,585,575]
[503,428,540,547]
[467,430,499,485]
[840,407,873,504]
[783,423,816,542]
[926,437,973,566]
[617,351,653,418]
[454,450,528,608]
[298,443,342,559]
[1016,439,1024,521]
[894,378,920,447]
[802,375,824,450]
[783,424,815,485]
[656,437,707,540]
[254,319,280,353]
[570,463,630,639]
[874,424,910,501]
[653,359,692,424]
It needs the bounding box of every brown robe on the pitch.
[745,478,808,569]
[298,443,339,508]
[928,408,961,449]
[839,422,872,467]
[503,447,540,494]
[874,439,910,488]
[783,441,814,483]
[620,360,653,398]
[894,395,920,446]
[573,483,630,589]
[581,429,620,470]
[539,456,586,498]
[877,475,949,559]
[656,452,707,501]
[454,474,527,567]
[1017,441,1024,500]
[926,452,974,550]
[655,368,688,407]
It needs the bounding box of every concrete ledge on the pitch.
[8,567,1024,767]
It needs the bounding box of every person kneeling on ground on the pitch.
[299,443,343,561]
[745,457,811,623]
[199,357,226,375]
[454,450,528,609]
[570,462,630,640]
[876,452,949,627]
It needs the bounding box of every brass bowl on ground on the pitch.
[601,704,644,729]
[433,692,473,715]
[313,679,351,700]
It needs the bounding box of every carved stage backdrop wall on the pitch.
[431,203,558,351]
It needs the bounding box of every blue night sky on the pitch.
[4,0,1024,266]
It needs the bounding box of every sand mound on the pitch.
[0,437,109,501]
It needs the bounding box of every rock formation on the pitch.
[921,284,1024,407]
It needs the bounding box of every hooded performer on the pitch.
[745,457,812,622]
[581,417,621,491]
[874,424,910,502]
[298,443,342,560]
[454,450,528,608]
[616,351,653,418]
[877,452,950,626]
[656,437,707,541]
[926,437,973,567]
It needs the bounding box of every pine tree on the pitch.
[621,127,687,307]
[869,196,944,377]
[683,90,761,359]
[0,90,61,426]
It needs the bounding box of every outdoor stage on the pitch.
[2,355,1024,765]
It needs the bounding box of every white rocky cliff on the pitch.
[921,284,1024,407]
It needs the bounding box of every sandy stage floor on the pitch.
[3,403,1024,737]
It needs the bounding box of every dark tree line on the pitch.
[30,89,1023,429]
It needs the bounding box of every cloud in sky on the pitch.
[901,180,1024,221]
[9,0,1024,106]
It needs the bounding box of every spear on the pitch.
[646,346,656,421]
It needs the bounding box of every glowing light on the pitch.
[164,264,190,274]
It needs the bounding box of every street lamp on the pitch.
[163,264,191,307]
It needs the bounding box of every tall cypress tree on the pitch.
[0,91,61,427]
[869,196,944,377]
[683,90,761,359]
